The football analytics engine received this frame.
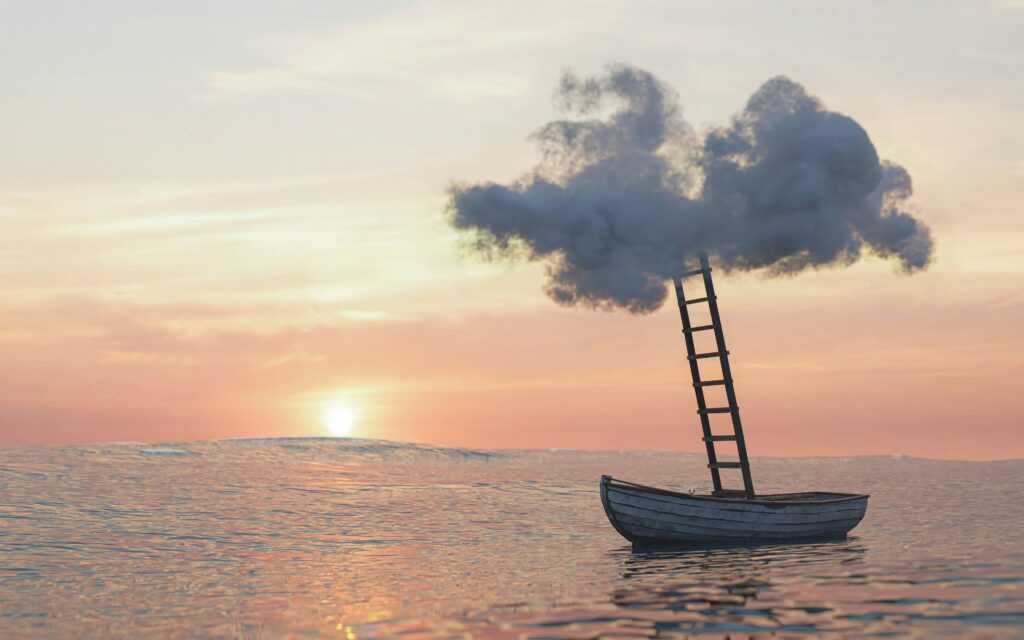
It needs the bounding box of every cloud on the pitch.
[449,64,934,313]
[201,1,610,103]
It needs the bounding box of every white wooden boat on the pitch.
[600,254,869,547]
[601,476,868,546]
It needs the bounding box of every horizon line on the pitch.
[4,434,1022,464]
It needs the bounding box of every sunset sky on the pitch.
[1,1,1021,459]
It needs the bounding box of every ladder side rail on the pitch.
[698,254,756,499]
[673,274,723,493]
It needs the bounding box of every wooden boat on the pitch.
[600,254,869,547]
[601,476,868,546]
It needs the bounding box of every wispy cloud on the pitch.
[202,0,619,102]
[991,0,1024,11]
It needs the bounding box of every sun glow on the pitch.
[324,402,358,437]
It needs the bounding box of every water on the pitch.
[1,438,1022,638]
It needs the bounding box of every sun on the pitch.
[324,403,357,437]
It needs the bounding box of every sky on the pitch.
[1,0,1022,459]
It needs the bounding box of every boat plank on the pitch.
[607,478,867,505]
[607,485,867,517]
[613,512,857,541]
[606,490,866,524]
[608,500,864,534]
[608,485,863,514]
[608,484,865,514]
[614,520,730,544]
[607,494,866,527]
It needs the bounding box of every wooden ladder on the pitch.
[673,253,756,499]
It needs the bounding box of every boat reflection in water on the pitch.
[608,538,868,635]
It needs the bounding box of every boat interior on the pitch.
[604,476,868,504]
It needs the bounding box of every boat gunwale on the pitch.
[602,475,869,506]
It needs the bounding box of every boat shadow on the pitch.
[607,537,867,632]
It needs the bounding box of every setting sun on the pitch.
[324,403,357,437]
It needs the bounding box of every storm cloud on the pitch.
[448,64,933,313]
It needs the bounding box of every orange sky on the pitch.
[1,2,1021,459]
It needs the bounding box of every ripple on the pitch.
[0,440,1021,637]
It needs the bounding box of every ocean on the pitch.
[1,438,1021,638]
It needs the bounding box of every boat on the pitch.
[600,253,869,547]
[601,476,868,546]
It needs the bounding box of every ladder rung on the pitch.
[687,351,727,360]
[709,462,746,469]
[698,407,736,414]
[694,379,730,387]
[703,435,737,442]
[683,324,716,333]
[682,296,715,305]
[680,267,708,278]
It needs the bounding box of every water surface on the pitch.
[1,438,1021,637]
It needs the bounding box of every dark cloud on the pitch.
[448,64,933,313]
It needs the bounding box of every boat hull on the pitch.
[601,475,868,547]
